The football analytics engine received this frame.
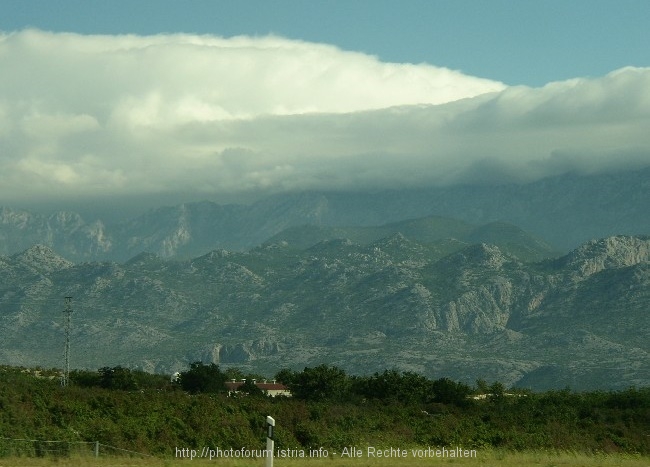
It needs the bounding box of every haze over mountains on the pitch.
[1,168,648,262]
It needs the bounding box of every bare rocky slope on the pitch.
[0,232,647,391]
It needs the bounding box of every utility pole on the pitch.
[61,296,72,387]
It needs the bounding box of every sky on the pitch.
[1,1,650,216]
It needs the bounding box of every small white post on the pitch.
[94,441,99,458]
[265,415,275,467]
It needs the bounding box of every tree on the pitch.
[179,362,226,394]
[69,369,101,388]
[275,368,297,385]
[431,377,471,406]
[489,381,506,398]
[290,365,350,401]
[475,379,490,394]
[354,369,404,402]
[352,370,433,405]
[239,378,265,397]
[224,367,246,381]
[99,366,138,390]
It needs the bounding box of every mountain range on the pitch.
[1,168,648,390]
[0,227,647,391]
[1,168,649,262]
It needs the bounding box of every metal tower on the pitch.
[61,296,73,387]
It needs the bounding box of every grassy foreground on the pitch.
[0,451,648,467]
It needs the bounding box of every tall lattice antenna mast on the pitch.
[61,296,73,387]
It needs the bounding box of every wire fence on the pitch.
[0,436,154,459]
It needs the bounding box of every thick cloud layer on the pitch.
[0,30,649,207]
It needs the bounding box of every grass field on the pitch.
[0,451,648,467]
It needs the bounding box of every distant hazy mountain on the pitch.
[0,168,648,261]
[265,216,558,262]
[0,234,647,391]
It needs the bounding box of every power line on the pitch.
[61,296,72,387]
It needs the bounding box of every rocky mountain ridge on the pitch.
[0,233,647,391]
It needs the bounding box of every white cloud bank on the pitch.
[0,29,649,207]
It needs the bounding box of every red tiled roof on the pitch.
[257,382,289,390]
[225,381,289,391]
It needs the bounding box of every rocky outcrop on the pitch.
[559,235,650,278]
[199,340,284,364]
